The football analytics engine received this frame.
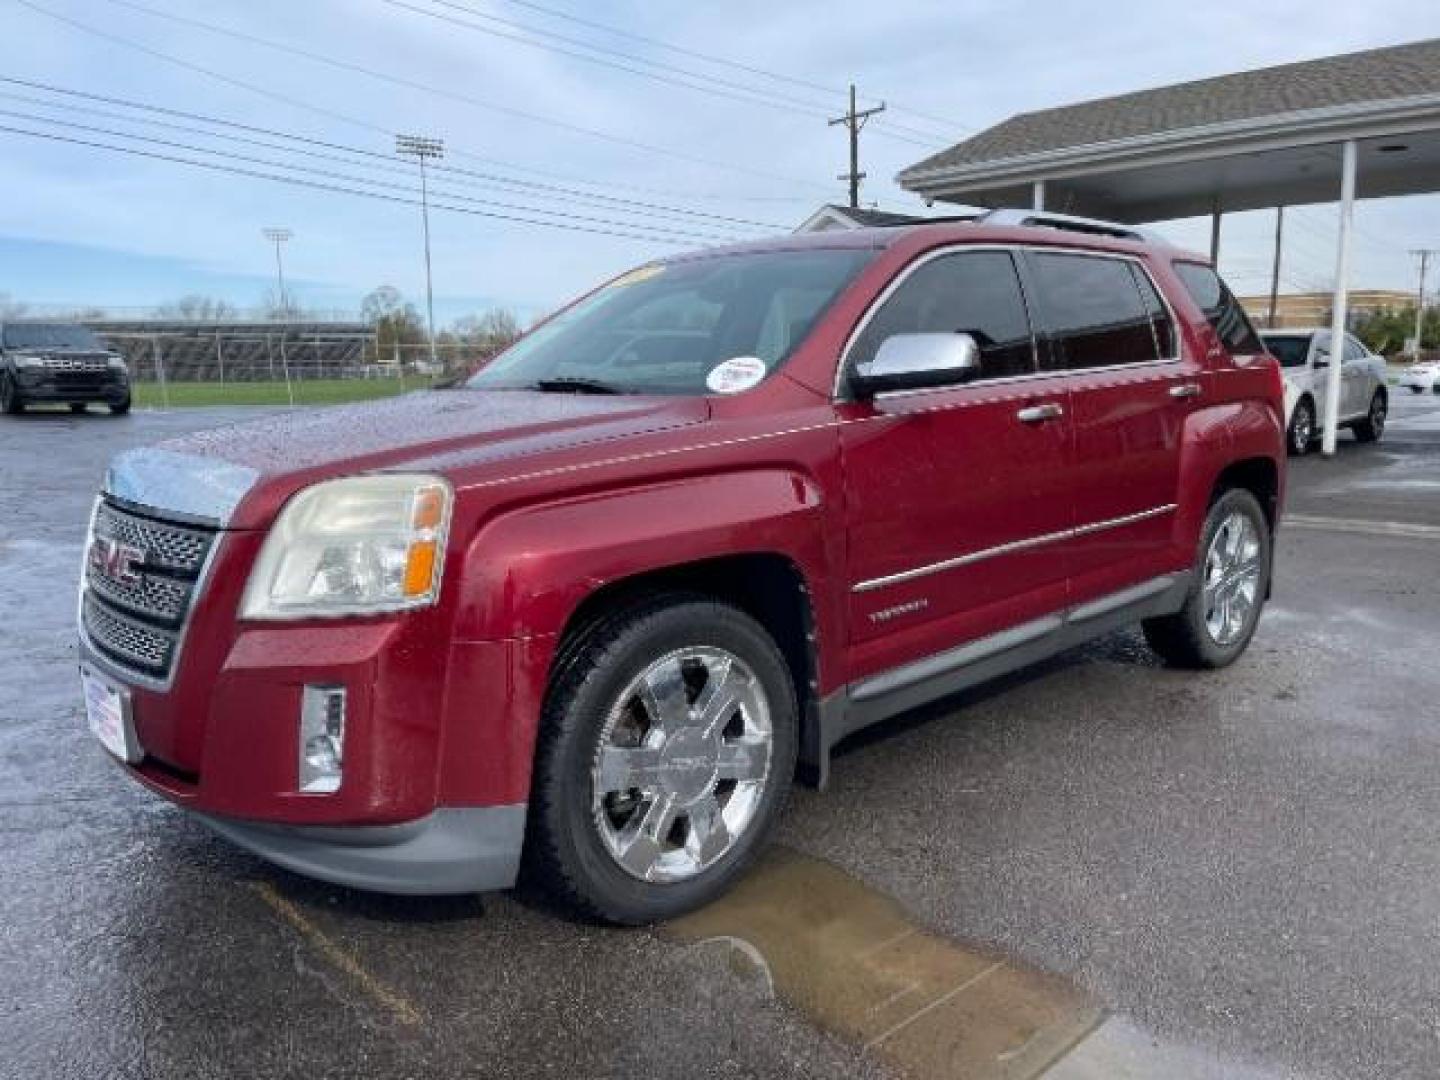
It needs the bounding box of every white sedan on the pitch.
[1398,362,1440,394]
[1260,329,1389,455]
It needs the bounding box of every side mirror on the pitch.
[851,333,980,397]
[1313,351,1329,368]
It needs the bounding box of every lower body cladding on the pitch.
[194,804,527,895]
[802,572,1194,787]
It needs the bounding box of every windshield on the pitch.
[1262,334,1312,368]
[2,323,104,350]
[467,248,875,395]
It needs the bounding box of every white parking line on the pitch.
[1286,514,1440,540]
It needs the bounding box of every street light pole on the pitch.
[396,134,444,371]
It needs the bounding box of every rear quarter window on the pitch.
[1172,262,1264,355]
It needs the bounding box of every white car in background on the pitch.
[1260,329,1388,455]
[1398,361,1440,394]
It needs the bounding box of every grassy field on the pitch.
[132,378,420,408]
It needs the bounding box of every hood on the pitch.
[105,389,708,527]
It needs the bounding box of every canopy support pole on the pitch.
[1322,139,1357,457]
[1032,179,1046,211]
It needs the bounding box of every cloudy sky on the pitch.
[2,0,1438,325]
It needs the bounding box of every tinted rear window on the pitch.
[1031,253,1162,369]
[1173,262,1263,355]
[1263,335,1312,368]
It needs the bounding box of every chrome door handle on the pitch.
[1169,383,1202,399]
[1016,402,1064,423]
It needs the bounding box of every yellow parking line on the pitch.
[252,881,424,1028]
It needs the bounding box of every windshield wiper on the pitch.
[529,376,622,395]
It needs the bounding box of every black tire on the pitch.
[109,395,131,416]
[0,374,23,415]
[524,594,797,924]
[1142,488,1272,670]
[1352,389,1386,443]
[1411,386,1424,394]
[69,403,87,414]
[1286,397,1314,456]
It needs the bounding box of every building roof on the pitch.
[902,38,1440,180]
[795,203,927,233]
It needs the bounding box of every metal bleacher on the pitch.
[85,319,376,382]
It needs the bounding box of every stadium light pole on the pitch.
[396,134,444,370]
[262,226,295,407]
[262,227,292,315]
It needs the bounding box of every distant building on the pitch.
[794,204,927,233]
[1236,290,1415,330]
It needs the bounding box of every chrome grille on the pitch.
[92,502,211,573]
[45,356,108,372]
[82,500,217,682]
[82,594,174,674]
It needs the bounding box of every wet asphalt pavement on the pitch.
[2,394,1439,1080]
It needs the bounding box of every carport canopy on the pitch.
[898,37,1440,454]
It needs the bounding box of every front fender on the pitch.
[451,469,834,643]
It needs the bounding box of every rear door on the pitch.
[1026,250,1200,602]
[1341,335,1375,417]
[836,247,1074,683]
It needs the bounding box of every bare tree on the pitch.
[451,307,522,349]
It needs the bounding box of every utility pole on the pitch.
[396,134,444,371]
[1266,206,1285,328]
[828,85,885,209]
[1411,248,1438,358]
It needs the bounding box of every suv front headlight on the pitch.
[13,354,45,369]
[242,474,453,619]
[107,355,128,373]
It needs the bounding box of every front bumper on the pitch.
[194,805,527,895]
[16,371,129,403]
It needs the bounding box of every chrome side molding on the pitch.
[854,504,1177,593]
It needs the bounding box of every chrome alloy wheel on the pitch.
[591,646,773,884]
[1291,405,1312,452]
[1203,511,1263,646]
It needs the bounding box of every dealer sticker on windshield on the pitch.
[706,356,768,395]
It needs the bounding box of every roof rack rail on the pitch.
[980,209,1164,244]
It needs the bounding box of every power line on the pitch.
[383,0,950,149]
[0,76,788,231]
[482,0,974,136]
[18,0,835,194]
[0,119,748,246]
[383,0,835,119]
[2,4,816,203]
[0,106,749,244]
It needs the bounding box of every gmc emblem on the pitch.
[89,536,145,585]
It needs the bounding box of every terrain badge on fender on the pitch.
[868,598,930,624]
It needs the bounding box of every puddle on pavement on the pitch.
[667,847,1103,1079]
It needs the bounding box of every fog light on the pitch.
[299,685,346,793]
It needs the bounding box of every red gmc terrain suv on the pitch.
[79,212,1285,923]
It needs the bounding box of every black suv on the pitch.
[0,321,131,415]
